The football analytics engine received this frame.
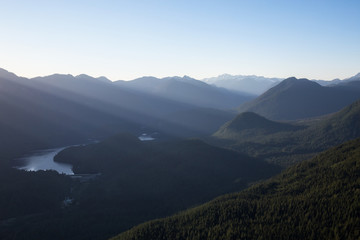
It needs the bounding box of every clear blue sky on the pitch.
[0,0,359,80]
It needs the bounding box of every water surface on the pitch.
[16,147,74,175]
[16,134,156,174]
[139,133,156,141]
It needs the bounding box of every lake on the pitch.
[138,133,156,141]
[15,133,155,174]
[16,147,74,175]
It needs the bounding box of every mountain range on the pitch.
[115,75,254,109]
[314,72,360,86]
[0,68,247,162]
[1,67,360,240]
[203,73,360,95]
[202,74,283,95]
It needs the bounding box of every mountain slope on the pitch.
[239,77,360,120]
[0,72,138,161]
[305,99,360,148]
[314,73,360,86]
[112,137,360,240]
[343,72,360,82]
[202,74,282,95]
[116,76,254,109]
[0,70,146,163]
[214,112,302,140]
[159,108,237,137]
[33,73,240,138]
[30,73,191,121]
[211,99,360,166]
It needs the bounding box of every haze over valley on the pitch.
[1,1,360,240]
[1,67,360,239]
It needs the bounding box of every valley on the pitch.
[2,2,359,239]
[0,68,359,240]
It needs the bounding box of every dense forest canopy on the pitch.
[112,137,360,240]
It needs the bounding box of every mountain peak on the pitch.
[239,74,360,121]
[97,76,111,83]
[0,68,19,80]
[214,111,299,139]
[344,72,360,82]
[182,75,193,79]
[163,75,197,82]
[282,77,311,83]
[277,77,321,89]
[75,74,93,79]
[76,74,111,83]
[225,112,281,131]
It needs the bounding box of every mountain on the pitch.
[0,68,20,80]
[0,71,137,162]
[0,68,240,163]
[214,112,302,140]
[0,69,191,162]
[308,98,360,147]
[30,73,190,120]
[111,137,360,240]
[343,72,360,82]
[313,73,360,86]
[115,75,254,109]
[313,79,342,86]
[202,74,282,95]
[201,72,360,93]
[335,78,360,90]
[239,77,360,121]
[211,99,360,166]
[0,134,280,240]
[33,73,237,138]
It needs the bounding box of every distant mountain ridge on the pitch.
[314,73,360,86]
[202,74,283,95]
[239,77,360,120]
[0,68,238,162]
[203,72,360,95]
[1,67,360,161]
[115,75,254,109]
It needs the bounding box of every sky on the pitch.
[0,0,359,81]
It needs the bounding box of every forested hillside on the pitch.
[112,137,360,240]
[0,134,279,240]
[212,100,360,166]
